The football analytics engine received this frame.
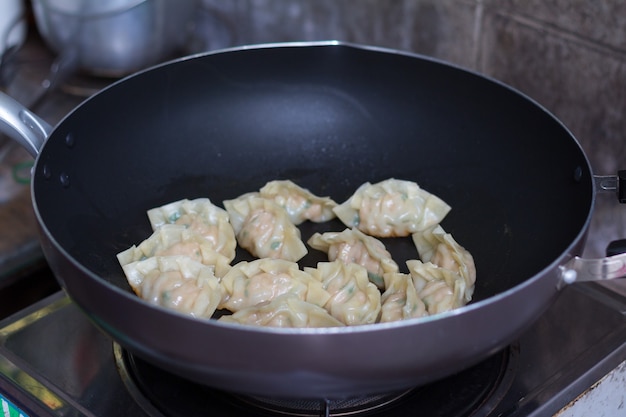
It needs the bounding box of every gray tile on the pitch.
[482,0,626,50]
[196,0,479,68]
[406,0,478,68]
[481,12,626,169]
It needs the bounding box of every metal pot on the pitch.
[0,0,27,57]
[31,0,198,76]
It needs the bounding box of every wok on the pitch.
[1,42,625,399]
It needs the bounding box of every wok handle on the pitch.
[594,171,626,203]
[565,173,626,282]
[560,254,626,284]
[0,91,52,157]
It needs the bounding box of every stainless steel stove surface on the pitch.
[0,279,624,417]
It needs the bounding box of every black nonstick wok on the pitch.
[1,42,625,399]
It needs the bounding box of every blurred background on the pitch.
[0,0,624,298]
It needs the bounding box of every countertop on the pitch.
[557,359,626,417]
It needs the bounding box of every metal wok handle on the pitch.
[561,255,626,284]
[560,171,626,284]
[0,90,52,157]
[595,171,626,203]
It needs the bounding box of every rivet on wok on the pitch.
[573,166,583,182]
[42,164,52,179]
[562,269,577,284]
[65,133,75,148]
[59,172,70,188]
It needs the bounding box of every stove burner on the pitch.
[114,343,518,416]
[236,390,412,416]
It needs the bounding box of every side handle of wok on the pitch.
[561,170,626,285]
[0,91,52,157]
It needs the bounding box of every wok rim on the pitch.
[30,40,597,336]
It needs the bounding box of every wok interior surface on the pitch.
[31,43,594,396]
[35,43,592,298]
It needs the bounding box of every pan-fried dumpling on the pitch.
[223,194,308,262]
[219,258,330,312]
[219,294,345,328]
[122,256,223,319]
[333,178,451,237]
[307,228,398,289]
[406,259,467,315]
[412,225,475,302]
[117,224,231,278]
[380,272,428,322]
[305,261,381,326]
[259,180,338,225]
[146,198,236,262]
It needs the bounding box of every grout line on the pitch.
[472,0,485,71]
[491,8,626,60]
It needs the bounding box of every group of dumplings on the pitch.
[117,178,476,328]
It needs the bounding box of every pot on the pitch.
[30,0,198,76]
[0,42,624,399]
[0,0,27,88]
[0,0,26,57]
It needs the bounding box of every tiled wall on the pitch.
[196,0,626,257]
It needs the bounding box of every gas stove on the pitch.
[1,277,625,416]
[1,25,626,417]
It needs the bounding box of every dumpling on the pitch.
[122,256,223,319]
[305,261,381,326]
[219,258,330,312]
[117,224,231,278]
[146,198,236,262]
[412,225,475,301]
[333,178,451,237]
[307,228,398,289]
[219,294,345,328]
[406,259,467,315]
[259,180,338,225]
[380,272,428,322]
[223,193,308,262]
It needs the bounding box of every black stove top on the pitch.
[1,276,625,417]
